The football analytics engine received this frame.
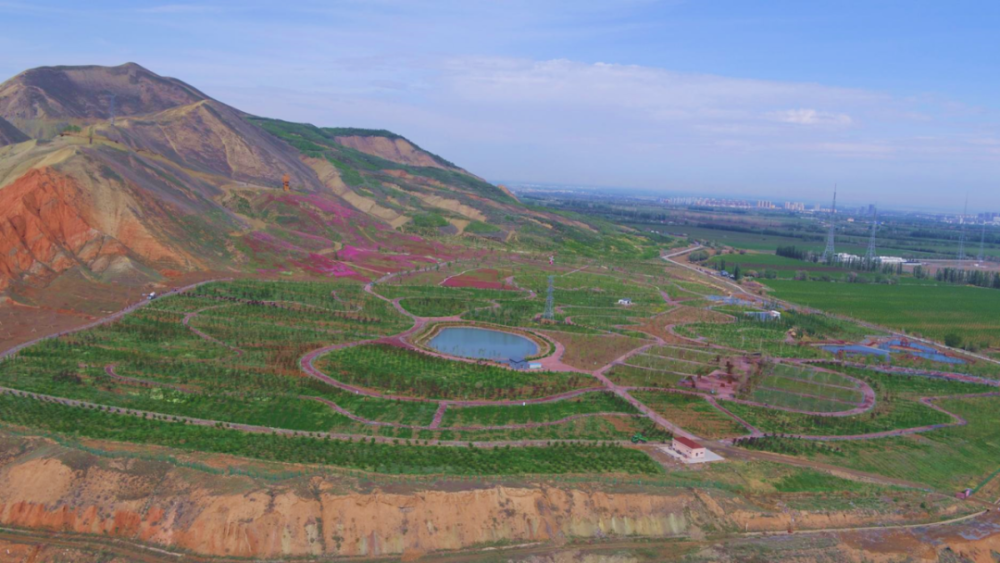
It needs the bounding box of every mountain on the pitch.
[0,117,27,146]
[0,62,208,138]
[0,63,603,307]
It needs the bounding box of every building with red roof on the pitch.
[672,436,706,460]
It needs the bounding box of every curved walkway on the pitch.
[797,358,1000,388]
[0,385,639,448]
[182,306,246,357]
[0,278,232,361]
[4,262,998,456]
[105,365,194,394]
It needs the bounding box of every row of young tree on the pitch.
[777,245,905,273]
[933,267,1000,290]
[714,260,779,280]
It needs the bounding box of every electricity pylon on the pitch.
[864,207,878,264]
[820,186,837,262]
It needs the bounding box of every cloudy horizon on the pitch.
[2,0,998,211]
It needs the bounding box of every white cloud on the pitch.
[439,57,877,125]
[136,4,224,14]
[768,108,853,126]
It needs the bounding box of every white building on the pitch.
[617,298,633,306]
[672,436,706,460]
[746,310,781,320]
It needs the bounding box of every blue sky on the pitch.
[2,0,998,210]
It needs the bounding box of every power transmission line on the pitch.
[821,185,837,262]
[864,207,878,264]
[543,275,555,321]
[978,221,986,263]
[958,194,968,261]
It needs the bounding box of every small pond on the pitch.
[822,339,966,364]
[821,344,891,359]
[428,327,539,364]
[877,338,966,364]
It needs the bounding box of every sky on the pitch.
[1,0,999,211]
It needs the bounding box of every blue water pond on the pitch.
[428,327,539,364]
[822,339,965,364]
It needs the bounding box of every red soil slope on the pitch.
[0,167,183,292]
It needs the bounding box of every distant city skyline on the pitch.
[503,180,998,216]
[2,1,999,210]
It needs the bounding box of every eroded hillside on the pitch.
[0,433,976,560]
[0,63,620,311]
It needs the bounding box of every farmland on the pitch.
[632,390,747,439]
[749,363,867,413]
[4,221,1000,510]
[725,362,991,437]
[314,343,595,400]
[763,279,1000,348]
[0,392,658,475]
[738,395,1000,490]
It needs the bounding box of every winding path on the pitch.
[0,278,232,361]
[4,256,999,459]
[182,306,246,357]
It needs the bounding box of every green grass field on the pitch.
[763,279,1000,348]
[315,343,596,400]
[707,253,852,279]
[631,391,747,439]
[738,395,1000,490]
[0,393,660,475]
[727,363,991,437]
[605,364,689,387]
[749,364,865,412]
[440,392,636,427]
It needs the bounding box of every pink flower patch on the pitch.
[442,268,513,290]
[293,253,361,278]
[300,195,357,219]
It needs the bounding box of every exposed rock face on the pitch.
[0,165,188,291]
[104,100,319,188]
[0,436,982,561]
[0,444,690,558]
[334,134,454,170]
[0,116,27,146]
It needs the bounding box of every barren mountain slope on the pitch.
[0,116,27,146]
[328,127,459,170]
[0,141,241,295]
[0,62,208,137]
[100,100,320,189]
[0,63,616,313]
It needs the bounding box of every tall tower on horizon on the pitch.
[978,221,986,263]
[864,207,878,264]
[958,195,968,261]
[821,186,837,262]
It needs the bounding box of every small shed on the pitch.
[672,436,706,460]
[617,298,633,306]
